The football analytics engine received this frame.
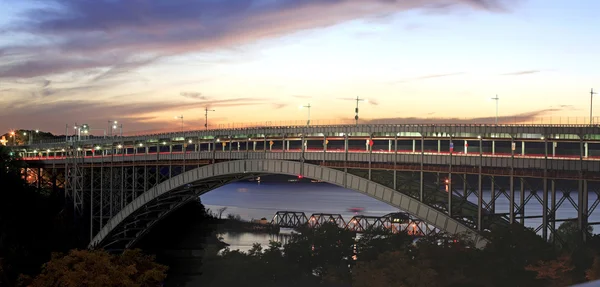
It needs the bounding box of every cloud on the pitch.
[180,92,207,100]
[0,96,286,134]
[292,95,312,99]
[0,0,515,79]
[500,70,540,76]
[337,97,379,106]
[394,72,465,83]
[362,106,570,125]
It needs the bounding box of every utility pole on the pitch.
[491,95,499,125]
[299,103,311,126]
[175,115,184,132]
[591,88,597,125]
[204,107,215,130]
[354,96,367,126]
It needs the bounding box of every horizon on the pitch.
[1,0,599,135]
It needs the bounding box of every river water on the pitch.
[201,181,600,252]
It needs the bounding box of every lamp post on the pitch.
[591,88,597,125]
[108,120,123,137]
[175,115,184,132]
[23,129,40,145]
[204,107,215,130]
[73,124,90,141]
[299,103,311,126]
[9,131,15,146]
[491,95,499,125]
[354,96,367,126]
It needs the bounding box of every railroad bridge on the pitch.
[14,123,600,249]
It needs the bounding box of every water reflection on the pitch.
[218,229,295,252]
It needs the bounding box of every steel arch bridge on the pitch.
[14,123,600,250]
[90,160,479,249]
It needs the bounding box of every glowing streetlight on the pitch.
[108,120,123,137]
[174,115,184,132]
[299,103,311,126]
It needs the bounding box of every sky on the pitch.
[0,0,599,135]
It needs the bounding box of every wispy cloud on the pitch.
[0,0,514,79]
[362,106,572,125]
[394,72,465,83]
[180,92,207,100]
[337,97,379,106]
[500,70,541,76]
[292,95,312,99]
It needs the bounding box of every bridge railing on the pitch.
[15,116,600,146]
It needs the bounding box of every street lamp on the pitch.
[491,95,499,125]
[299,103,311,126]
[175,115,184,132]
[9,131,15,146]
[204,107,215,130]
[591,88,597,125]
[108,120,123,137]
[354,96,367,126]
[24,129,39,145]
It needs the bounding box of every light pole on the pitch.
[299,103,311,126]
[108,120,123,137]
[591,88,597,125]
[107,120,123,137]
[9,131,15,146]
[204,107,215,130]
[491,95,499,125]
[23,129,39,145]
[354,96,367,126]
[74,124,90,141]
[175,115,184,132]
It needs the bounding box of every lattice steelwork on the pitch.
[308,213,347,228]
[15,124,600,249]
[271,211,309,227]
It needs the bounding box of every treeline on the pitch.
[196,221,600,287]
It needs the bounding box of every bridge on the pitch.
[12,123,600,250]
[270,211,437,236]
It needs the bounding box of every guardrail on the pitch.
[8,117,600,146]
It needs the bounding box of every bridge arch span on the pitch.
[90,160,487,249]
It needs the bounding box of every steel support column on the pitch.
[477,137,483,231]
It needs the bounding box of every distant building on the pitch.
[252,218,269,225]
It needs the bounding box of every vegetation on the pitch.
[20,249,167,287]
[190,222,600,287]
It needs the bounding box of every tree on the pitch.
[525,255,575,287]
[355,227,413,262]
[552,221,593,252]
[284,222,355,283]
[217,207,228,219]
[479,224,555,287]
[25,249,168,287]
[586,255,600,281]
[352,251,438,287]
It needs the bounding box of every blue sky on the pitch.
[0,0,599,134]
